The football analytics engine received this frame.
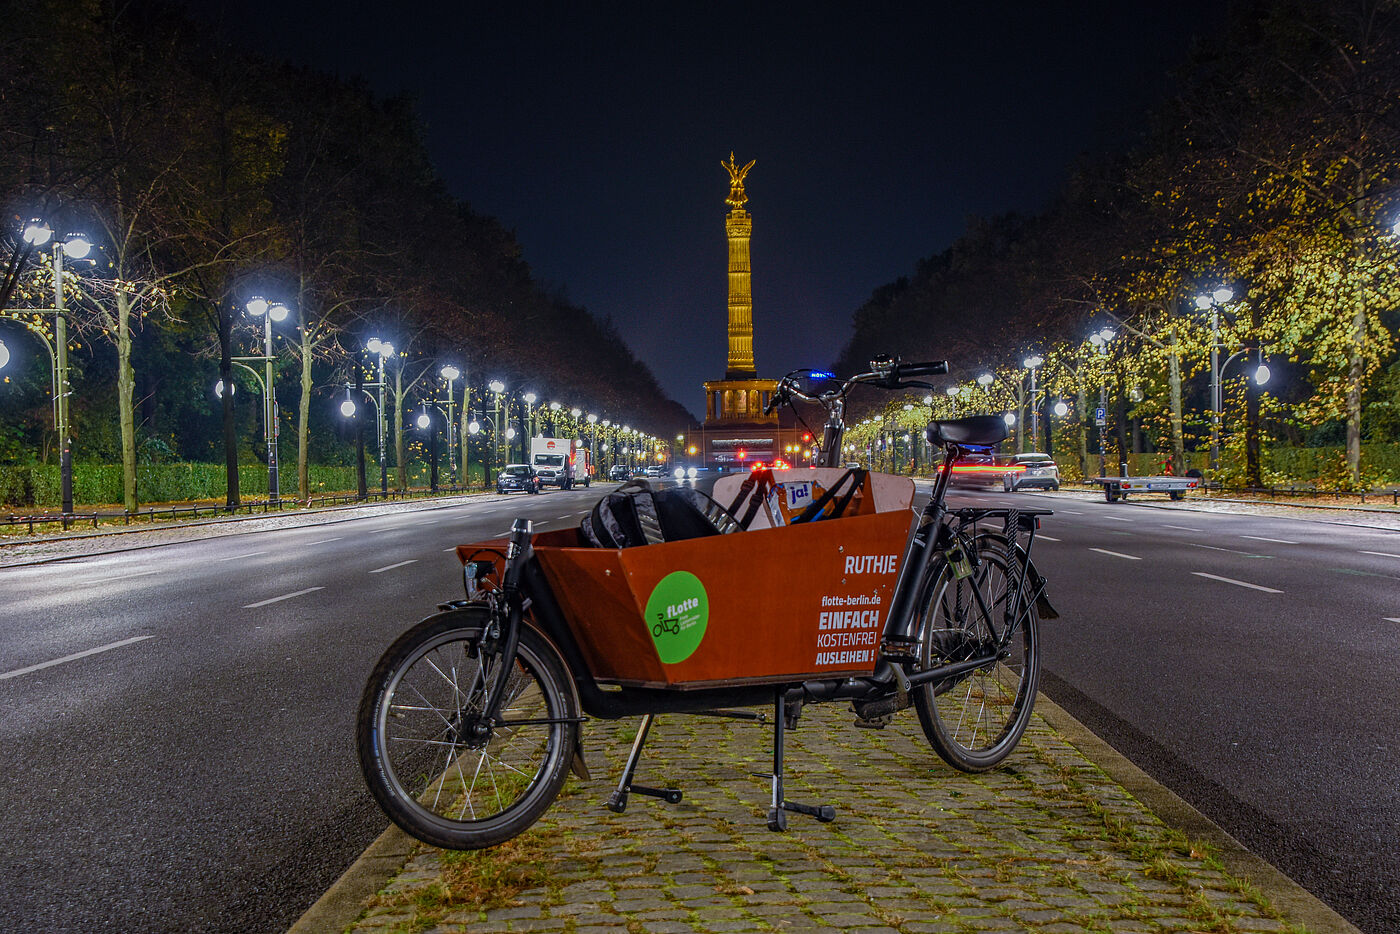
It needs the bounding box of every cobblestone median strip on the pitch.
[332,701,1351,934]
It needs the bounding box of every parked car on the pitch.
[948,452,1006,488]
[608,464,631,481]
[1003,452,1061,492]
[496,464,541,494]
[643,464,667,478]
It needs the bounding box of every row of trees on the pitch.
[0,0,690,512]
[836,0,1400,488]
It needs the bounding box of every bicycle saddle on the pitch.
[926,415,1009,447]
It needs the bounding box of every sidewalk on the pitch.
[300,698,1357,934]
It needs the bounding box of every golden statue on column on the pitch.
[722,152,756,209]
[722,153,756,378]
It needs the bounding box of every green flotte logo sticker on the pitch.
[644,571,709,664]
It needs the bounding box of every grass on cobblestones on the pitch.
[361,830,560,932]
[1022,744,1303,934]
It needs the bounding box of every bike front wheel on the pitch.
[912,535,1040,772]
[357,607,579,849]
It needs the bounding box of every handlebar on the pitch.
[765,355,952,468]
[769,357,950,411]
[892,360,949,379]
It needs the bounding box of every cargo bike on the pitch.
[356,357,1059,850]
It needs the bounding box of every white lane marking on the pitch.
[243,587,325,608]
[443,547,459,552]
[556,515,573,520]
[367,528,397,534]
[0,635,154,681]
[1037,535,1061,542]
[103,569,163,582]
[1241,535,1298,545]
[1058,510,1084,515]
[1191,572,1283,593]
[217,551,268,562]
[1189,542,1271,556]
[1164,525,1203,532]
[1102,516,1133,522]
[369,559,418,574]
[1385,618,1400,623]
[1089,548,1141,560]
[1362,551,1400,559]
[305,538,342,546]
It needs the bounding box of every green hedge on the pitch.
[0,463,363,508]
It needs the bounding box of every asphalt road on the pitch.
[1,481,1396,932]
[0,486,607,934]
[950,485,1400,934]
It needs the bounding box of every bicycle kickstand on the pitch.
[765,689,836,831]
[606,713,683,813]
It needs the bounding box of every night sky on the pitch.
[186,1,1227,419]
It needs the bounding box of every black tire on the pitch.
[357,607,578,850]
[1105,488,1118,502]
[911,535,1040,772]
[1168,490,1184,501]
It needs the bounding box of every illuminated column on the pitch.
[722,152,757,379]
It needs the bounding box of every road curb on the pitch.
[1035,694,1362,934]
[292,694,1363,934]
[285,822,416,934]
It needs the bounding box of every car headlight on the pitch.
[687,467,697,479]
[673,467,685,479]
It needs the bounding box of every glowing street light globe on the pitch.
[0,338,8,369]
[468,419,481,435]
[247,297,269,316]
[22,221,52,246]
[1003,413,1016,426]
[267,303,290,323]
[977,373,994,386]
[505,427,517,440]
[1213,287,1234,304]
[1255,363,1271,386]
[1053,400,1070,417]
[340,399,357,417]
[440,365,460,381]
[488,380,505,394]
[416,413,431,429]
[214,380,236,398]
[523,392,537,405]
[61,235,92,259]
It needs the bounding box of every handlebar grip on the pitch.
[763,386,786,415]
[896,361,949,378]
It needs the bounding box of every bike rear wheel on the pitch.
[357,607,578,849]
[912,535,1040,772]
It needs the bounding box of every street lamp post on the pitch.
[365,338,395,495]
[585,413,598,475]
[12,222,91,514]
[439,365,461,486]
[488,380,506,478]
[1195,287,1234,473]
[1023,355,1044,453]
[1088,328,1116,477]
[243,297,290,504]
[415,405,446,492]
